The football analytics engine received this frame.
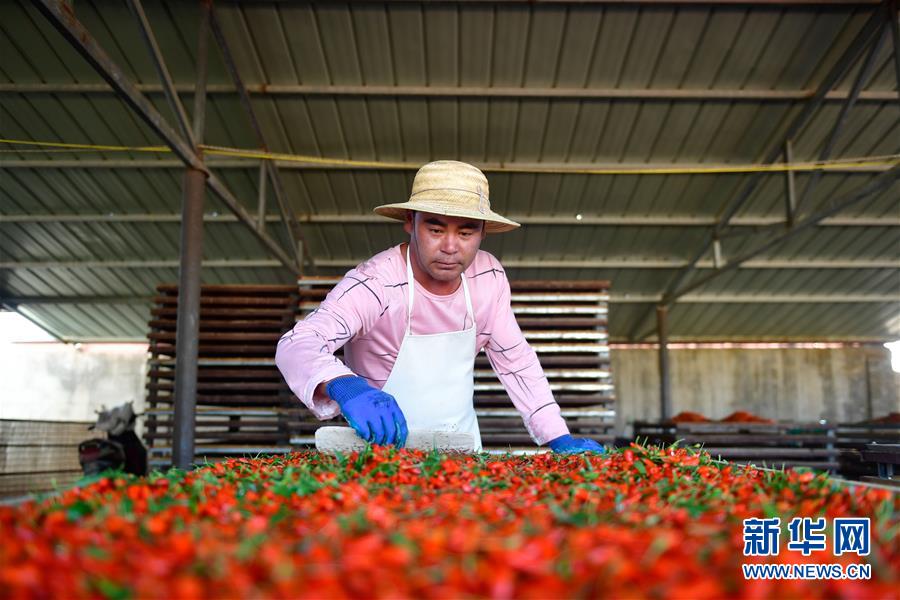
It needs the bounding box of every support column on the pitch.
[656,305,672,421]
[257,162,267,233]
[172,1,211,471]
[784,140,796,226]
[890,0,900,103]
[172,167,206,470]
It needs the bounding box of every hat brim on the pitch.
[373,201,520,233]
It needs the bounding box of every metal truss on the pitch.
[0,83,894,102]
[627,1,900,342]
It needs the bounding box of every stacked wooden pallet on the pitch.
[287,279,339,447]
[0,420,92,498]
[477,280,613,451]
[143,284,299,467]
[835,420,900,479]
[293,278,615,452]
[633,420,840,472]
[145,278,615,462]
[859,443,899,485]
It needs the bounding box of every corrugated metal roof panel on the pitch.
[1,0,896,341]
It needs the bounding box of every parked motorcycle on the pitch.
[78,402,148,476]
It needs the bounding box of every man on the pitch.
[276,160,604,455]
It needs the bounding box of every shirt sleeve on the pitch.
[275,265,388,420]
[483,272,570,446]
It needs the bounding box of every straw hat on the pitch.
[373,160,520,233]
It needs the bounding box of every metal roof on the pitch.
[0,0,898,342]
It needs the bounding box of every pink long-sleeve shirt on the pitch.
[275,243,570,445]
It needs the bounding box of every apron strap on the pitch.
[405,244,475,335]
[405,245,415,335]
[460,270,474,327]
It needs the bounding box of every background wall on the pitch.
[611,346,900,436]
[2,343,897,440]
[0,343,148,424]
[0,342,150,497]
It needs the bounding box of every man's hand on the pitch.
[548,434,605,454]
[325,376,408,447]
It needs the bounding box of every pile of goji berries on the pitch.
[1,444,897,599]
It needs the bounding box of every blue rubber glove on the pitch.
[326,376,408,447]
[548,434,605,454]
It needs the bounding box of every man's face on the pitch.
[404,211,486,283]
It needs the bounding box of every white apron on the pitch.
[381,245,482,451]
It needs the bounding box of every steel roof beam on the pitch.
[634,165,900,338]
[29,2,202,169]
[783,141,798,227]
[31,0,299,275]
[2,213,897,227]
[1,158,892,173]
[666,167,900,296]
[793,23,888,218]
[891,0,900,102]
[239,0,882,4]
[665,4,889,302]
[192,1,210,144]
[627,1,890,340]
[127,0,197,150]
[0,84,894,102]
[208,5,305,274]
[2,258,896,270]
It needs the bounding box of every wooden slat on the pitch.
[475,356,609,367]
[510,280,610,290]
[149,445,294,455]
[861,444,900,465]
[148,332,283,342]
[0,420,93,445]
[477,408,613,417]
[152,295,294,307]
[147,394,296,406]
[296,288,329,299]
[510,293,608,302]
[482,433,614,445]
[147,382,285,392]
[859,476,900,488]
[475,382,613,392]
[475,368,611,379]
[149,319,287,331]
[157,284,297,294]
[145,432,290,442]
[703,447,838,459]
[522,331,607,340]
[676,434,836,444]
[150,343,281,356]
[475,394,614,407]
[147,368,282,380]
[837,433,900,446]
[0,445,82,474]
[736,461,841,471]
[477,418,612,429]
[146,417,288,427]
[145,407,306,416]
[0,471,83,497]
[150,358,278,367]
[516,317,608,327]
[151,307,290,318]
[527,344,609,354]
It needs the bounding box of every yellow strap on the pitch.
[1,137,897,175]
[0,138,169,153]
